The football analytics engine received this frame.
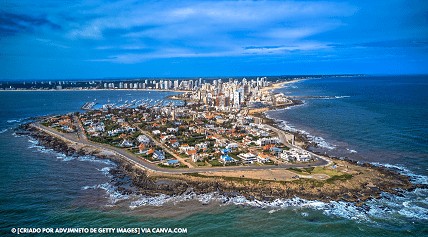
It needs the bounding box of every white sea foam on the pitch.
[0,128,8,134]
[308,95,351,100]
[82,182,130,204]
[26,136,116,167]
[78,155,116,166]
[370,162,428,185]
[28,138,56,154]
[129,194,172,208]
[97,166,114,176]
[56,154,75,162]
[335,95,350,99]
[265,95,353,151]
[346,148,357,153]
[121,188,428,223]
[78,164,428,223]
[264,112,336,150]
[276,119,336,150]
[7,119,22,123]
[26,139,76,161]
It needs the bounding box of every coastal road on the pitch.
[31,122,329,174]
[263,123,332,166]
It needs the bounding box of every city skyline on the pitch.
[1,0,428,80]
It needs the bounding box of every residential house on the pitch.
[164,159,179,167]
[153,150,165,160]
[226,143,239,150]
[280,148,311,162]
[137,135,151,145]
[191,153,203,163]
[255,137,280,146]
[120,139,133,147]
[167,127,178,133]
[220,155,235,164]
[238,153,257,164]
[257,153,270,164]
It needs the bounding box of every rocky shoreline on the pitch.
[18,123,426,207]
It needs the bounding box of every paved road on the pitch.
[263,123,332,166]
[31,122,329,174]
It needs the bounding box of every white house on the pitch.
[124,126,136,133]
[167,127,179,133]
[191,153,203,163]
[257,153,270,163]
[179,145,195,153]
[238,153,257,164]
[120,139,133,147]
[153,150,165,160]
[255,137,280,146]
[280,148,312,162]
[226,143,239,150]
[137,135,151,145]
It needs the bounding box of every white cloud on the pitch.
[66,1,356,61]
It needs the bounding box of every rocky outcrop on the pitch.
[21,123,421,206]
[19,124,77,156]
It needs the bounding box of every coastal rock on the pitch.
[22,122,421,205]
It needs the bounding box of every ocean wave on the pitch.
[56,153,75,162]
[0,128,9,134]
[26,137,116,167]
[78,155,116,166]
[78,165,427,223]
[265,109,360,153]
[122,187,428,223]
[26,138,76,161]
[97,166,114,177]
[28,138,54,153]
[370,163,428,185]
[6,117,33,124]
[129,194,172,208]
[265,111,336,150]
[7,119,22,123]
[309,95,351,100]
[272,118,336,150]
[82,182,130,204]
[346,148,358,153]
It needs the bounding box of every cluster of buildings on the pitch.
[104,78,203,91]
[40,76,316,169]
[182,77,290,111]
[68,99,314,168]
[43,115,76,133]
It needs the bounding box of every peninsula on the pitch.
[21,77,419,205]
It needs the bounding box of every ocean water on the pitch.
[269,76,428,174]
[1,79,427,237]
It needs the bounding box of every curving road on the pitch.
[31,121,330,174]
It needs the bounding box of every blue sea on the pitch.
[0,77,427,236]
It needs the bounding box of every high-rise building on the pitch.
[233,90,241,109]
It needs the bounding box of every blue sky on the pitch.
[1,0,427,80]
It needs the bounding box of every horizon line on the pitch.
[2,73,428,82]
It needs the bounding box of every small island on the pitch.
[21,77,419,206]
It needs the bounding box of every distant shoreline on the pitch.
[0,88,192,93]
